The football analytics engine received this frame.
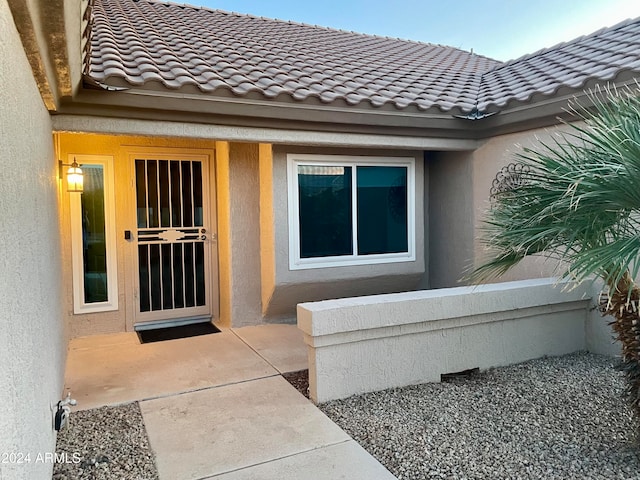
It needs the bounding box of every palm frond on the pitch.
[470,85,640,293]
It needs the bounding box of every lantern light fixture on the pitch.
[58,158,84,193]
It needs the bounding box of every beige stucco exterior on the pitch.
[219,142,263,327]
[299,278,591,403]
[53,123,614,334]
[2,1,631,477]
[471,124,578,281]
[0,1,65,478]
[428,123,580,289]
[56,134,429,333]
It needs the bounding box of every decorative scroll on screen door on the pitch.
[135,159,206,313]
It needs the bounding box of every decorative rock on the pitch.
[52,403,158,480]
[320,352,640,480]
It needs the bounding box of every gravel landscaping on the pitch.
[320,352,640,480]
[283,369,310,398]
[52,403,158,480]
[53,353,640,479]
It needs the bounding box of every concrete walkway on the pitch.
[64,324,396,479]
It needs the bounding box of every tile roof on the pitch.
[86,0,640,116]
[477,20,640,112]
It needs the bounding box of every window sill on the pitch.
[289,252,416,270]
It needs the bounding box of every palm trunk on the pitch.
[600,271,640,421]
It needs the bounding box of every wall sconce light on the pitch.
[59,158,84,193]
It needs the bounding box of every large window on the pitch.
[287,154,415,269]
[70,155,118,313]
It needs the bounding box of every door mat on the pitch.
[137,322,221,344]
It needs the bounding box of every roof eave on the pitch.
[472,73,640,137]
[62,83,480,137]
[57,70,640,143]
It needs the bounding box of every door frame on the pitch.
[122,146,219,331]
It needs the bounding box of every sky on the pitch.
[185,0,640,61]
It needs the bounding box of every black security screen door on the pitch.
[134,157,210,322]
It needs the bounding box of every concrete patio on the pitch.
[63,324,396,479]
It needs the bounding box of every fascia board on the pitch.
[68,87,470,132]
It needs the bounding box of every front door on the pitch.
[132,153,212,326]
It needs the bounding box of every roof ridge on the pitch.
[136,0,500,62]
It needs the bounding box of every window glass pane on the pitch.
[184,243,195,307]
[170,160,182,227]
[81,165,108,303]
[149,244,162,311]
[357,166,408,255]
[172,243,184,309]
[195,242,205,306]
[298,165,352,258]
[138,245,150,312]
[161,243,173,309]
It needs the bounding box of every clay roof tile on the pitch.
[87,0,640,114]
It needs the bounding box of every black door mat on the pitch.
[137,322,221,344]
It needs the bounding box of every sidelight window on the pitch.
[70,155,118,313]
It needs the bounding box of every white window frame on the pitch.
[69,154,119,313]
[287,154,416,270]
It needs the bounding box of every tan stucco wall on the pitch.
[0,1,65,478]
[471,125,576,282]
[261,146,426,321]
[428,124,577,289]
[226,142,263,327]
[470,126,620,357]
[427,150,475,289]
[56,133,218,337]
[299,278,590,403]
[55,135,428,329]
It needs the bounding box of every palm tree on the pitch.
[470,85,640,423]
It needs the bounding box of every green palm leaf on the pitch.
[470,85,640,294]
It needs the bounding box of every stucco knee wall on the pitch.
[298,278,591,403]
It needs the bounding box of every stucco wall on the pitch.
[227,142,263,326]
[262,146,426,321]
[471,125,577,282]
[585,279,621,357]
[428,150,474,289]
[429,124,578,289]
[0,2,65,478]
